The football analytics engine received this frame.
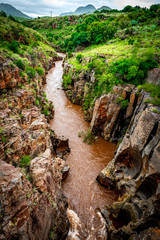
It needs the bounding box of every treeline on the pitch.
[64,4,160,52]
[96,4,160,15]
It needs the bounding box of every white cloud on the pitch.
[42,0,66,7]
[113,0,156,9]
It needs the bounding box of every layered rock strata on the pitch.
[90,85,139,142]
[97,91,160,239]
[0,58,69,239]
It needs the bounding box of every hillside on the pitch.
[0,3,31,18]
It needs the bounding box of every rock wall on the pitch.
[0,58,69,239]
[97,91,160,239]
[90,85,139,142]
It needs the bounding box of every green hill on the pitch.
[0,3,31,18]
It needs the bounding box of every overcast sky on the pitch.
[1,0,160,17]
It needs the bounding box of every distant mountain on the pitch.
[60,4,96,16]
[0,3,31,18]
[97,6,111,11]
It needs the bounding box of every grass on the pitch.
[138,83,160,106]
[19,155,31,168]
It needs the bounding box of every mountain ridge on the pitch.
[0,3,31,18]
[60,4,111,16]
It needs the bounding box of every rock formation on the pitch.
[90,85,139,142]
[0,56,69,239]
[97,90,160,239]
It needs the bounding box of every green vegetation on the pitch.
[78,129,97,145]
[20,155,31,168]
[2,136,7,143]
[0,15,57,120]
[138,83,160,105]
[61,6,160,111]
[21,3,160,62]
[0,16,58,82]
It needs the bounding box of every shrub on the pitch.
[36,67,44,76]
[128,38,134,45]
[20,155,31,168]
[14,59,25,70]
[8,15,16,22]
[42,108,49,116]
[63,74,72,89]
[76,53,83,63]
[2,136,7,143]
[26,66,36,78]
[8,40,19,53]
[82,128,97,145]
[121,100,129,109]
[0,10,7,17]
[36,99,40,106]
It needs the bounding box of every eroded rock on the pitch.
[91,85,139,141]
[97,91,160,239]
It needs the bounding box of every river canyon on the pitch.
[44,56,118,239]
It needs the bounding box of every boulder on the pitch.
[146,68,160,85]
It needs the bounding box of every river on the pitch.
[44,56,117,240]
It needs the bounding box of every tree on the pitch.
[8,15,16,22]
[122,5,133,12]
[150,4,160,12]
[0,10,7,17]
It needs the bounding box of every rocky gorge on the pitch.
[0,54,70,240]
[63,61,160,239]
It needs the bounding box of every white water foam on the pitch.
[66,209,82,240]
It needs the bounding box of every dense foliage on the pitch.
[22,3,160,53]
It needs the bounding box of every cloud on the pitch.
[1,0,159,17]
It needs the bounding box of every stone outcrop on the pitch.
[97,90,160,239]
[91,85,139,142]
[0,56,70,239]
[63,63,95,121]
[146,68,160,85]
[0,65,26,89]
[0,149,69,240]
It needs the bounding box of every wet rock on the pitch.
[62,165,70,180]
[51,134,70,157]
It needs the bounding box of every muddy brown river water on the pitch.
[44,56,118,239]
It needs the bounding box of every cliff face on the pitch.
[96,91,160,239]
[0,57,69,240]
[90,85,139,141]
